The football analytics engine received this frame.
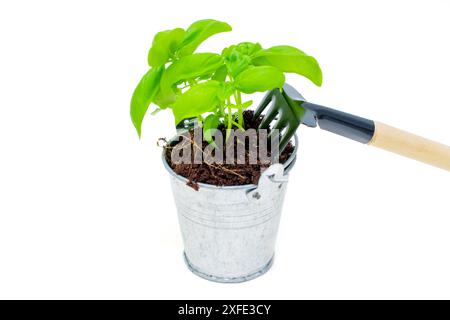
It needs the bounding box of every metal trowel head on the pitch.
[253,83,316,151]
[254,83,375,151]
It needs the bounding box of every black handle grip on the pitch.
[301,102,375,144]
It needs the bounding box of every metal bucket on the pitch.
[162,135,298,283]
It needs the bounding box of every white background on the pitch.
[0,0,449,299]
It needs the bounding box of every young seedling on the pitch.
[130,19,322,145]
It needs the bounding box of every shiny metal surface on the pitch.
[161,136,298,282]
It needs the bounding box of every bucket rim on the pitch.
[161,134,299,190]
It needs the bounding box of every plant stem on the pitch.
[197,115,203,126]
[231,120,244,130]
[235,91,243,127]
[226,96,232,140]
[226,104,232,140]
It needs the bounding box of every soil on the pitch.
[164,110,294,189]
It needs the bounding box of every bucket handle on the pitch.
[246,164,288,202]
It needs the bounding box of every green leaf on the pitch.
[217,81,234,101]
[147,28,185,67]
[178,19,232,56]
[242,100,253,109]
[222,42,262,58]
[234,42,263,57]
[252,45,322,86]
[203,114,221,146]
[172,81,221,124]
[234,66,285,94]
[130,67,164,137]
[212,65,228,82]
[154,88,177,109]
[222,42,262,78]
[160,53,223,93]
[150,108,162,116]
[223,47,251,78]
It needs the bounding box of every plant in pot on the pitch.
[131,19,322,282]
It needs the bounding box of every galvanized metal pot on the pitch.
[162,135,298,283]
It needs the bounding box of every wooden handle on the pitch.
[369,121,450,171]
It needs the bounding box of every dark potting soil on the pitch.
[164,110,294,189]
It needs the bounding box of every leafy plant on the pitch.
[131,19,322,139]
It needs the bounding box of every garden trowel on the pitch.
[255,83,450,171]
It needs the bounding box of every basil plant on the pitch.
[131,19,322,143]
